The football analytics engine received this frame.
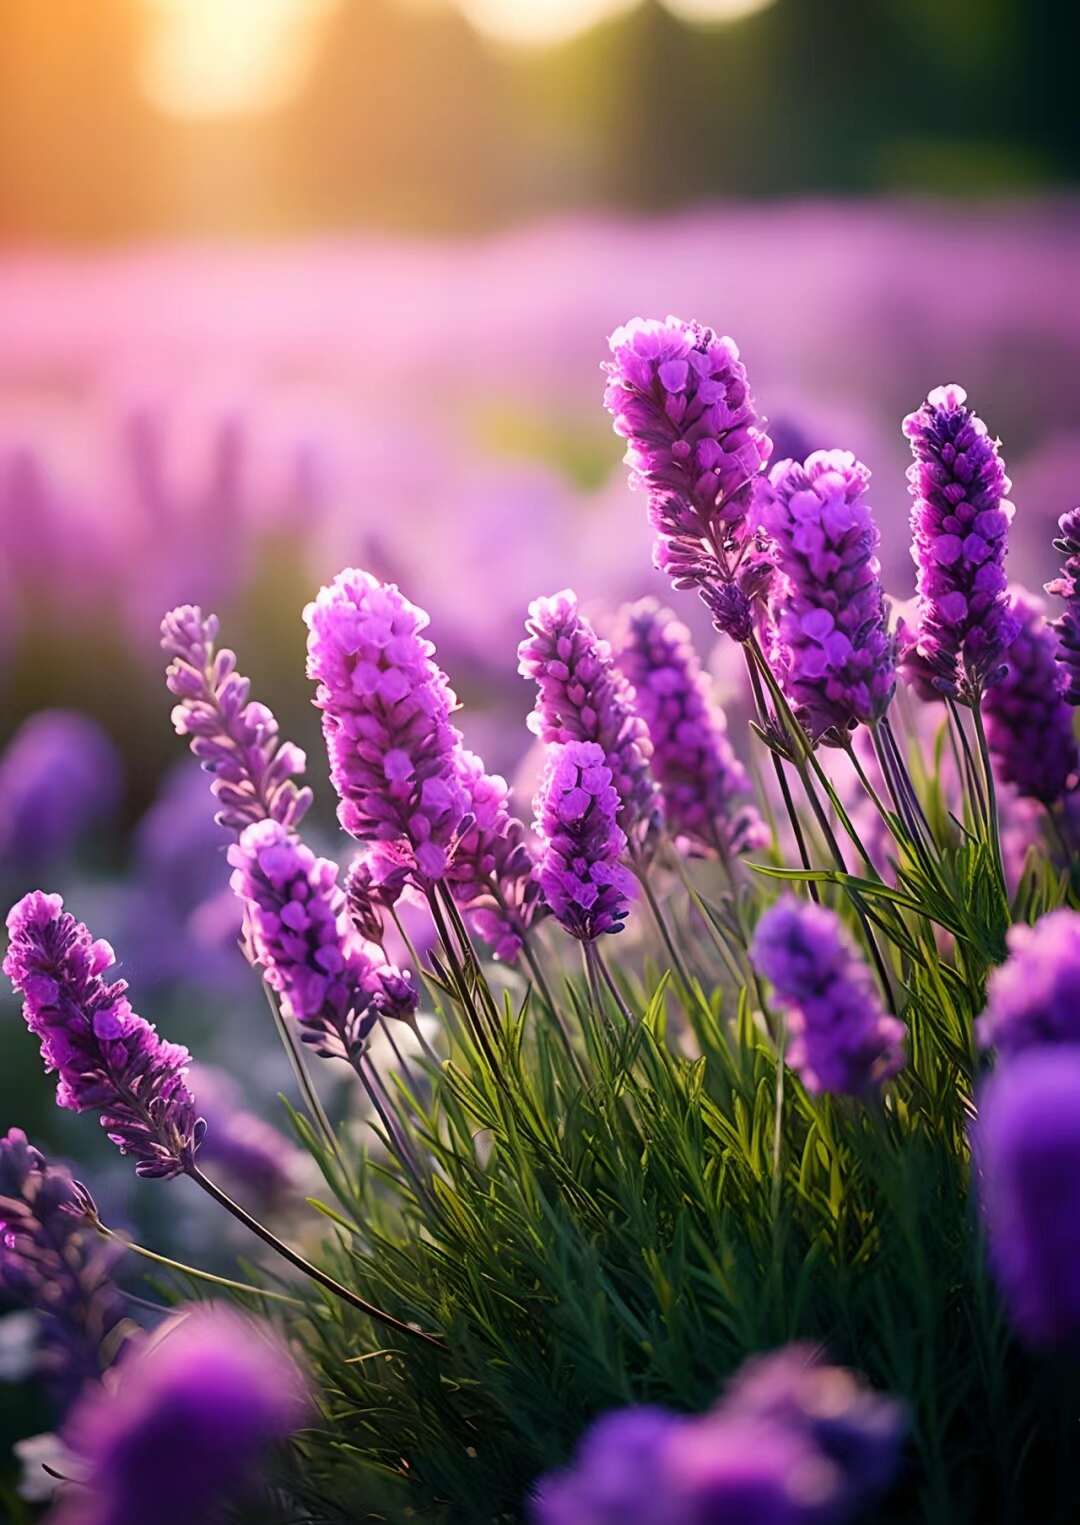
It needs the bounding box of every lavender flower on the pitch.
[3,894,204,1179]
[53,1306,308,1525]
[343,853,388,945]
[983,590,1078,806]
[976,908,1080,1056]
[758,451,895,741]
[0,711,120,878]
[228,819,416,1065]
[533,742,634,943]
[446,750,545,963]
[603,316,773,640]
[723,1345,904,1517]
[519,590,660,851]
[161,606,312,834]
[0,1130,130,1407]
[750,896,905,1096]
[304,569,467,883]
[975,1047,1080,1347]
[1046,506,1080,705]
[614,598,766,859]
[902,385,1016,701]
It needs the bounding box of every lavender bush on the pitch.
[3,315,1080,1524]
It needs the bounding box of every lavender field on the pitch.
[3,67,1080,1525]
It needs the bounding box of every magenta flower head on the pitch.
[519,590,660,854]
[229,819,416,1064]
[603,317,773,642]
[161,605,312,835]
[3,893,204,1179]
[533,742,634,943]
[0,711,120,876]
[0,1129,130,1407]
[446,750,545,963]
[983,589,1078,807]
[757,451,895,742]
[304,569,468,884]
[1045,506,1080,705]
[975,1047,1080,1347]
[976,908,1080,1057]
[613,598,766,860]
[750,896,905,1096]
[53,1306,309,1525]
[901,384,1017,701]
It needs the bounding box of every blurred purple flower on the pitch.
[519,589,660,854]
[304,569,467,884]
[758,451,895,742]
[977,908,1080,1057]
[533,742,634,943]
[53,1306,308,1525]
[983,589,1078,807]
[975,1047,1080,1347]
[750,896,905,1096]
[613,598,765,861]
[0,711,121,878]
[3,892,204,1179]
[603,316,772,642]
[902,385,1017,702]
[161,606,312,836]
[0,1129,130,1409]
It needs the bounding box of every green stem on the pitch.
[594,942,636,1025]
[971,693,1009,905]
[261,982,344,1174]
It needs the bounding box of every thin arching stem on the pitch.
[94,1221,306,1309]
[187,1165,447,1352]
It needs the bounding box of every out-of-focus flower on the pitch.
[1046,506,1080,705]
[758,451,895,742]
[530,1343,902,1525]
[977,908,1080,1056]
[161,606,312,836]
[750,896,905,1096]
[446,749,545,962]
[3,893,204,1179]
[901,385,1016,702]
[0,1130,130,1407]
[613,598,765,860]
[304,569,467,884]
[0,711,121,879]
[228,819,416,1064]
[16,1431,77,1504]
[975,1047,1080,1347]
[519,590,660,853]
[186,1066,304,1210]
[603,316,772,642]
[51,1306,308,1525]
[533,742,634,943]
[983,589,1078,807]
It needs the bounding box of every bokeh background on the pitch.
[1,0,1078,1499]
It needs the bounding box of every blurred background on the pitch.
[1,0,1078,1497]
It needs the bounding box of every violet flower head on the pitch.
[228,819,415,1065]
[976,908,1080,1057]
[902,385,1017,701]
[750,896,905,1096]
[533,742,634,943]
[530,1406,683,1525]
[614,598,766,860]
[975,1047,1080,1347]
[723,1345,905,1519]
[519,590,660,852]
[0,1130,130,1408]
[304,569,467,883]
[446,750,545,963]
[0,711,121,878]
[53,1306,309,1525]
[343,853,387,946]
[1046,506,1080,705]
[3,893,204,1179]
[603,317,773,641]
[983,590,1078,807]
[758,451,895,742]
[161,605,312,835]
